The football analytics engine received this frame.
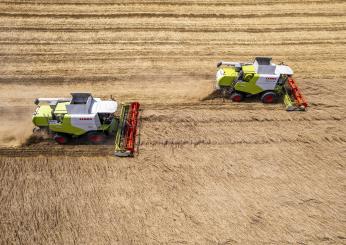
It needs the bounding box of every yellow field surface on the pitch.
[0,0,345,244]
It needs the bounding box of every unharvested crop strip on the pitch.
[0,12,343,19]
[142,136,346,147]
[0,0,337,5]
[2,26,345,33]
[1,40,344,46]
[141,115,345,124]
[0,0,339,6]
[1,136,345,157]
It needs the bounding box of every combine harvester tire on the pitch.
[53,134,69,144]
[87,132,107,145]
[261,91,278,103]
[230,92,244,102]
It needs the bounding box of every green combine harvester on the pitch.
[32,92,140,157]
[215,57,308,111]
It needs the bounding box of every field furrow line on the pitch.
[141,115,345,124]
[0,12,343,19]
[0,0,339,7]
[1,26,345,33]
[0,147,112,157]
[142,136,346,147]
[1,134,345,157]
[0,40,344,46]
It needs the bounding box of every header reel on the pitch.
[114,102,141,157]
[283,77,308,111]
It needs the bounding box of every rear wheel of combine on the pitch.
[230,92,244,102]
[87,132,106,145]
[53,134,69,144]
[261,91,278,103]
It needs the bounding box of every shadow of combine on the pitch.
[200,89,285,107]
[23,132,114,147]
[200,89,260,102]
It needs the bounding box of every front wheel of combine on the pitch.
[230,92,244,102]
[261,91,278,103]
[87,132,106,145]
[53,134,69,144]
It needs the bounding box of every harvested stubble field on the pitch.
[0,0,346,244]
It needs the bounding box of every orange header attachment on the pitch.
[287,77,308,109]
[125,102,140,153]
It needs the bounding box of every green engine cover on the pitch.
[32,104,52,127]
[217,67,238,87]
[242,65,255,82]
[48,115,86,136]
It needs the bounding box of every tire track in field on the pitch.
[0,146,113,157]
[142,135,346,147]
[142,100,343,111]
[1,135,345,157]
[2,26,345,33]
[141,114,345,124]
[1,55,344,65]
[1,40,344,46]
[0,12,343,19]
[0,0,341,7]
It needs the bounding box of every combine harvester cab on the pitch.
[215,57,308,111]
[32,92,141,157]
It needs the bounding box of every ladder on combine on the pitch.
[283,77,308,111]
[114,102,140,157]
